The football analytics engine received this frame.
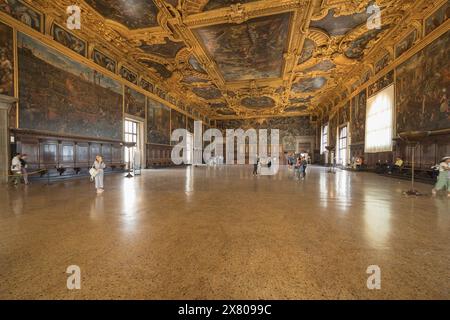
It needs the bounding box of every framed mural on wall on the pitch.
[375,53,391,74]
[147,97,170,145]
[119,65,138,85]
[52,23,87,57]
[17,33,123,140]
[351,90,367,144]
[124,86,146,119]
[92,49,116,73]
[424,0,449,36]
[368,70,394,97]
[395,29,417,58]
[396,30,450,133]
[171,109,186,134]
[140,78,153,93]
[0,0,43,33]
[0,20,14,97]
[339,102,350,125]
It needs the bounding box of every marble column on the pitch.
[0,94,17,184]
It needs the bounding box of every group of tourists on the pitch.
[287,154,307,180]
[8,152,450,197]
[10,153,106,194]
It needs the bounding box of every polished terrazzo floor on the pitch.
[0,165,449,299]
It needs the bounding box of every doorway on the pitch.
[124,119,144,170]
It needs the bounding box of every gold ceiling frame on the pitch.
[323,3,449,121]
[27,0,213,120]
[20,0,444,121]
[0,10,206,127]
[172,0,318,118]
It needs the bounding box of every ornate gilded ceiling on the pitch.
[25,0,440,120]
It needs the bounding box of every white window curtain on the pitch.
[320,124,328,154]
[365,85,394,153]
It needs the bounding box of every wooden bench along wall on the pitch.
[146,143,175,168]
[11,128,126,179]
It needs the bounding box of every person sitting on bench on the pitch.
[389,157,404,174]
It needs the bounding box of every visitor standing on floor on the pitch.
[300,157,307,180]
[92,155,106,194]
[432,156,450,197]
[20,154,29,185]
[253,157,260,176]
[294,157,301,180]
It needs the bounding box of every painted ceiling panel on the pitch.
[203,0,258,11]
[193,13,291,82]
[84,0,159,29]
[292,77,327,93]
[241,96,276,109]
[310,9,369,36]
[139,38,186,58]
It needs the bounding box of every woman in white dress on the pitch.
[93,155,106,194]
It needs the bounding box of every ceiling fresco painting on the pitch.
[302,60,336,73]
[140,60,173,79]
[241,96,276,109]
[23,0,432,120]
[203,0,259,12]
[292,77,328,93]
[310,9,370,36]
[139,38,186,58]
[289,96,313,105]
[192,86,223,100]
[182,75,210,84]
[193,13,291,82]
[188,55,207,74]
[298,39,316,65]
[84,0,159,29]
[344,26,390,60]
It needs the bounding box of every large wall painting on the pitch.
[218,116,315,152]
[0,0,42,32]
[339,102,350,125]
[18,33,123,140]
[147,97,170,145]
[351,90,366,143]
[52,24,87,57]
[171,109,186,132]
[0,21,14,97]
[193,13,291,81]
[124,86,145,119]
[396,31,450,132]
[424,1,449,35]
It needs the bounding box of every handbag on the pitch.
[89,167,98,181]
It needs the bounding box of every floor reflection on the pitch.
[363,192,392,248]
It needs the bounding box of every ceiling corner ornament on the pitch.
[227,4,249,24]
